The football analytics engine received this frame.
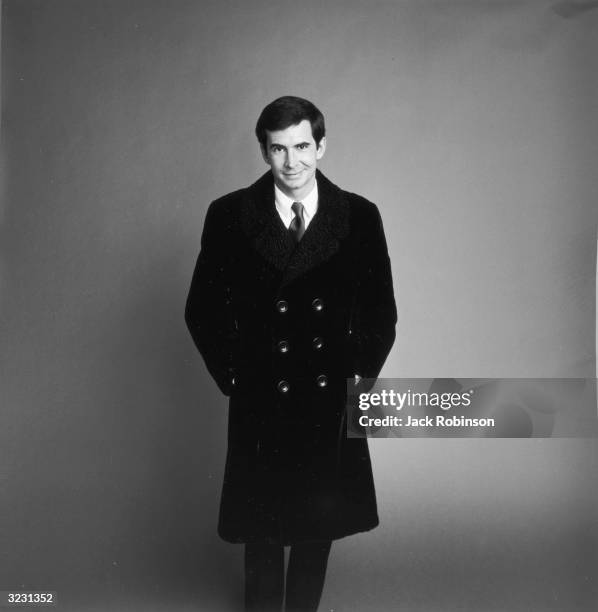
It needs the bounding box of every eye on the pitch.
[270,145,284,153]
[297,143,310,150]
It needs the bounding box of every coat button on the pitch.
[277,340,290,353]
[316,374,328,388]
[277,380,290,394]
[312,336,324,350]
[311,298,324,312]
[276,299,288,313]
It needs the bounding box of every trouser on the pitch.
[244,540,332,612]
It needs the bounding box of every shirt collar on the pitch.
[274,180,318,224]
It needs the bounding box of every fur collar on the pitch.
[240,170,350,287]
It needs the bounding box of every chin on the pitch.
[281,178,302,189]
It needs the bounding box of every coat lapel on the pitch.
[240,170,350,287]
[281,170,350,286]
[239,171,295,272]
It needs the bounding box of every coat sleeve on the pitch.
[185,200,239,396]
[349,202,397,380]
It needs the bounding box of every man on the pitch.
[185,96,397,611]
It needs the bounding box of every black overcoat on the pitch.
[185,170,397,544]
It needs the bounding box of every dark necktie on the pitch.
[289,201,306,243]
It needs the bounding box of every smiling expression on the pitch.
[261,119,327,201]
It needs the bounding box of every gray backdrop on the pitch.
[1,1,597,611]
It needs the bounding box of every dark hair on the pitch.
[255,96,326,149]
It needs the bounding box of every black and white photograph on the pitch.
[1,2,597,611]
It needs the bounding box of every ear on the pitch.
[316,136,327,160]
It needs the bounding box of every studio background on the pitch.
[1,1,596,611]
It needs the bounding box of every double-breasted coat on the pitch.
[185,169,397,544]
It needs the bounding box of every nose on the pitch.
[284,149,297,168]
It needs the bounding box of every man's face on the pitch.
[261,119,326,200]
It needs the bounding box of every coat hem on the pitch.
[217,518,380,546]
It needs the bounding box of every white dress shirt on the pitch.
[274,181,318,230]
